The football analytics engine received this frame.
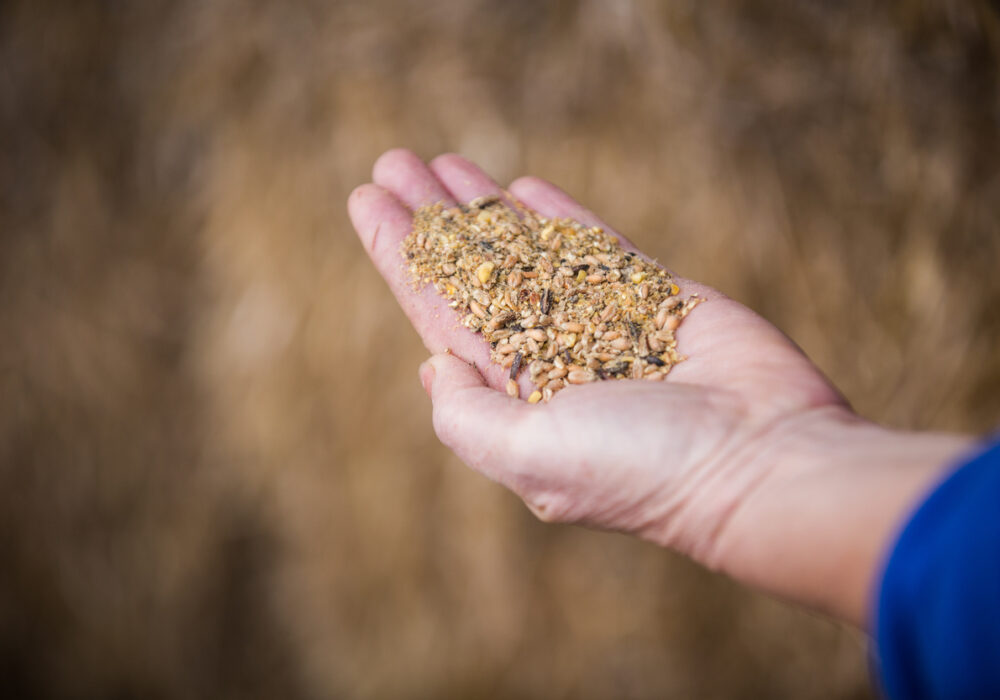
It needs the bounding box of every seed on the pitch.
[567,369,596,384]
[527,391,543,404]
[603,330,621,341]
[540,288,552,314]
[644,370,666,382]
[506,379,519,397]
[510,351,524,379]
[542,386,554,402]
[560,333,578,348]
[586,274,604,284]
[560,322,585,333]
[638,333,649,355]
[655,307,669,329]
[660,296,682,311]
[486,311,516,330]
[630,271,646,284]
[526,329,547,342]
[663,315,680,331]
[611,338,632,351]
[476,262,496,286]
[470,300,487,319]
[548,366,568,379]
[597,303,619,323]
[472,289,490,306]
[647,334,664,352]
[497,343,517,354]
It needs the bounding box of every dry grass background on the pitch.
[2,1,999,698]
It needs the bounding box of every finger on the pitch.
[507,175,730,386]
[507,175,643,255]
[372,148,455,210]
[429,153,517,207]
[422,352,536,488]
[349,183,512,389]
[508,174,718,300]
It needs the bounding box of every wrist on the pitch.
[704,405,974,627]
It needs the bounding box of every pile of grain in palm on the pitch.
[402,195,702,403]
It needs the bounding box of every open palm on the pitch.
[348,149,847,578]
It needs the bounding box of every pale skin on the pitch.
[348,148,975,629]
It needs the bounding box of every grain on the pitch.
[402,197,702,402]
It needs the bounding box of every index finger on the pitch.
[349,182,521,391]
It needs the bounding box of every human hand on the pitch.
[348,149,971,627]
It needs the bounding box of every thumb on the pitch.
[419,353,533,486]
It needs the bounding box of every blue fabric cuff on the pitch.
[870,436,1000,699]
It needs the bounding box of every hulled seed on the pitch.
[567,369,596,384]
[477,262,496,286]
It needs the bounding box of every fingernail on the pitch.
[418,361,435,397]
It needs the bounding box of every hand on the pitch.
[348,149,972,627]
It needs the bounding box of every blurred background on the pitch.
[2,1,999,698]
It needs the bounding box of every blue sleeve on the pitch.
[873,436,1000,699]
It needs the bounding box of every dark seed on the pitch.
[479,241,494,251]
[571,264,589,273]
[510,352,523,380]
[508,323,524,333]
[604,361,628,375]
[643,355,666,367]
[540,288,552,315]
[629,321,641,341]
[599,264,610,272]
[474,196,500,209]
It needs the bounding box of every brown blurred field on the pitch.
[2,1,999,698]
